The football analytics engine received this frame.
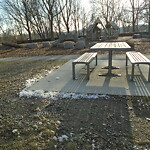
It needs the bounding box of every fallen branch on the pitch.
[2,42,24,48]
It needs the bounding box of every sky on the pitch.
[80,0,147,9]
[81,0,91,11]
[0,0,148,32]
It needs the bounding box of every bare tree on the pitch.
[0,16,5,34]
[39,0,66,40]
[120,7,133,32]
[128,0,146,33]
[61,0,73,33]
[80,8,90,36]
[71,0,80,33]
[142,0,150,36]
[22,0,32,40]
[2,0,66,40]
[54,12,62,36]
[2,0,33,40]
[1,0,91,41]
[28,0,48,39]
[90,0,123,25]
[0,2,5,34]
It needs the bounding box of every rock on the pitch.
[75,41,86,49]
[12,129,20,136]
[59,33,66,42]
[25,43,38,49]
[66,33,77,41]
[42,42,51,48]
[56,120,61,125]
[12,129,18,133]
[133,34,141,39]
[57,43,64,48]
[141,34,149,38]
[58,135,69,142]
[52,40,58,47]
[38,122,42,125]
[53,136,57,141]
[64,41,75,49]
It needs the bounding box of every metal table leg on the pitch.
[99,50,121,77]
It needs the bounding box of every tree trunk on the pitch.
[132,0,135,33]
[50,16,54,40]
[66,25,70,33]
[2,42,23,48]
[23,1,32,40]
[148,1,150,38]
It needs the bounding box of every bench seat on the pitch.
[72,52,97,80]
[126,51,150,81]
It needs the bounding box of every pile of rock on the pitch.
[52,33,87,49]
[23,33,87,50]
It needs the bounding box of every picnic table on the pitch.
[90,42,131,76]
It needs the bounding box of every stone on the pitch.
[52,41,58,47]
[75,41,86,49]
[42,42,51,48]
[141,34,149,38]
[66,33,77,41]
[133,34,141,39]
[59,33,66,42]
[25,43,38,49]
[57,43,64,48]
[64,41,75,49]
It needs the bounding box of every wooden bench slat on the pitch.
[74,53,97,63]
[126,51,150,81]
[72,52,98,80]
[126,52,150,64]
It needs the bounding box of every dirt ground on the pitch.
[0,37,150,149]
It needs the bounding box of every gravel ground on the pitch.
[0,37,150,149]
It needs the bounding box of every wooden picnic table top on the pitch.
[90,42,132,77]
[90,42,131,51]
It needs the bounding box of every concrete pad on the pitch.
[27,58,150,97]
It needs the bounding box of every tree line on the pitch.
[0,0,149,41]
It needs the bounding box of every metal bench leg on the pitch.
[95,55,98,66]
[87,64,90,80]
[148,65,150,82]
[72,63,76,80]
[131,64,135,81]
[126,55,128,66]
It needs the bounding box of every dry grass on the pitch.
[0,36,149,149]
